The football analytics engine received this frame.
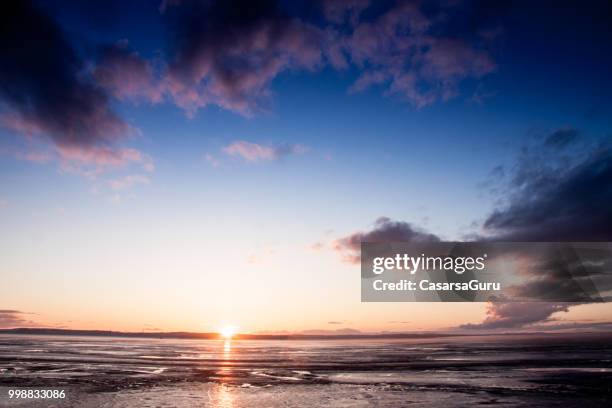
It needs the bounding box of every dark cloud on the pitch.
[333,217,439,263]
[469,131,612,330]
[93,42,163,104]
[0,309,37,328]
[89,0,498,116]
[462,244,612,330]
[162,0,329,116]
[544,128,580,149]
[333,129,612,330]
[483,142,612,242]
[321,0,370,26]
[525,321,612,332]
[507,245,612,302]
[0,1,147,172]
[460,303,569,330]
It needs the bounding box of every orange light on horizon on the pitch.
[220,325,236,339]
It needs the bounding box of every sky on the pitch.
[1,0,612,334]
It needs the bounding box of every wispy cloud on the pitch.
[0,309,38,328]
[15,150,52,164]
[223,140,308,162]
[108,174,151,191]
[57,145,154,176]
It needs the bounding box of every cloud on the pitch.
[0,309,37,328]
[0,1,150,174]
[504,246,612,303]
[15,150,53,164]
[3,1,501,152]
[322,0,370,26]
[56,145,154,176]
[482,134,612,242]
[344,1,496,107]
[332,131,612,330]
[543,128,580,149]
[223,140,308,162]
[114,0,498,117]
[467,130,612,329]
[460,303,570,330]
[523,320,612,332]
[299,328,362,335]
[204,153,221,168]
[108,174,151,191]
[311,242,325,250]
[162,0,329,116]
[333,216,439,263]
[93,42,163,103]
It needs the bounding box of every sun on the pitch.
[220,325,236,339]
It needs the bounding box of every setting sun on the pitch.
[220,325,236,339]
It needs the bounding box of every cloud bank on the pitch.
[332,130,612,330]
[460,303,570,330]
[482,140,612,242]
[464,131,612,330]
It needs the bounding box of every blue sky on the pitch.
[1,0,612,332]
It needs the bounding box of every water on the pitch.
[0,333,611,407]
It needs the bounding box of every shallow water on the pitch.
[1,333,611,407]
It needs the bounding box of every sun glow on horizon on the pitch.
[220,325,236,339]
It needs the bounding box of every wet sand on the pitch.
[1,333,611,407]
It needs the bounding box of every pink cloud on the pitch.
[223,140,308,162]
[108,174,151,191]
[93,43,163,104]
[56,145,154,175]
[345,2,495,107]
[88,1,498,118]
[15,150,53,164]
[323,0,370,26]
[155,0,383,117]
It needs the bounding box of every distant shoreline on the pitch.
[0,327,455,340]
[1,327,609,341]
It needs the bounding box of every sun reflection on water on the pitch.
[216,383,234,408]
[212,338,235,407]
